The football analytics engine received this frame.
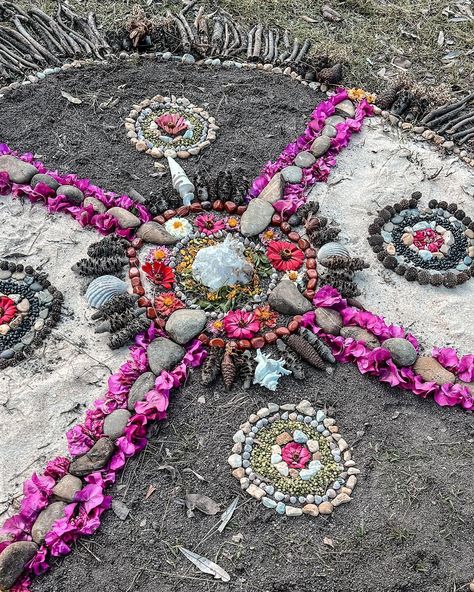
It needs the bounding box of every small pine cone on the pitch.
[428,199,438,209]
[368,224,382,236]
[201,347,223,385]
[298,201,320,221]
[91,293,139,320]
[311,55,331,72]
[207,176,219,201]
[221,343,236,390]
[456,272,469,285]
[233,169,250,205]
[395,264,406,276]
[299,328,335,364]
[87,236,129,259]
[383,256,398,270]
[194,171,209,202]
[217,170,233,201]
[316,63,343,85]
[394,203,403,213]
[379,209,391,222]
[376,84,402,110]
[443,272,457,288]
[235,350,255,390]
[430,273,443,286]
[109,318,151,349]
[417,270,431,285]
[399,199,410,209]
[377,251,386,262]
[438,201,448,209]
[330,278,361,298]
[368,235,384,247]
[404,267,418,282]
[281,350,305,380]
[286,334,326,370]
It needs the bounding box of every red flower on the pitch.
[266,240,305,272]
[154,292,184,317]
[142,261,175,289]
[0,296,17,324]
[281,442,311,469]
[223,310,260,339]
[155,113,188,136]
[254,304,278,328]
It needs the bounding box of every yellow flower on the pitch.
[153,248,168,262]
[227,216,239,228]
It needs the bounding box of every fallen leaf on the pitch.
[185,494,220,516]
[60,90,82,104]
[112,499,130,521]
[179,547,231,582]
[323,536,335,548]
[442,50,461,60]
[392,56,412,69]
[218,497,239,533]
[437,30,445,46]
[145,484,156,500]
[300,14,318,23]
[321,4,342,21]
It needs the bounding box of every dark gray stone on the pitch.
[103,409,131,440]
[324,115,345,126]
[294,151,316,169]
[381,337,418,367]
[310,136,331,157]
[83,196,107,213]
[240,199,274,237]
[31,502,67,544]
[321,124,337,138]
[137,221,178,244]
[0,155,38,184]
[314,307,342,335]
[165,309,207,345]
[52,474,83,502]
[147,337,185,375]
[57,184,84,205]
[340,326,380,349]
[268,281,313,315]
[69,437,115,477]
[281,166,303,184]
[30,173,59,191]
[106,206,141,228]
[128,371,156,411]
[0,541,38,590]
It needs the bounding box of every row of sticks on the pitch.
[0,1,109,80]
[161,1,311,64]
[422,92,474,144]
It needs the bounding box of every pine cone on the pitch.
[235,350,255,390]
[87,236,129,259]
[286,334,326,370]
[90,293,140,320]
[298,201,320,221]
[311,55,331,73]
[71,256,128,277]
[217,170,233,201]
[375,84,403,110]
[233,169,249,206]
[316,63,343,85]
[391,90,413,116]
[299,328,335,364]
[221,343,236,390]
[327,277,361,298]
[281,349,305,380]
[108,318,151,349]
[308,226,341,247]
[95,309,139,334]
[194,171,209,203]
[322,255,369,272]
[201,347,223,385]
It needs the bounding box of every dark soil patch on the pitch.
[32,364,474,592]
[0,58,323,201]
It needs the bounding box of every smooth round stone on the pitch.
[413,356,455,385]
[0,349,14,359]
[310,135,331,157]
[181,53,195,64]
[0,154,38,183]
[56,185,84,205]
[419,249,432,261]
[147,337,185,375]
[321,124,336,137]
[30,173,59,191]
[16,298,30,313]
[274,491,285,502]
[103,409,131,440]
[0,541,38,590]
[32,502,67,543]
[165,309,207,345]
[325,115,345,126]
[464,257,472,265]
[382,337,418,367]
[228,454,242,469]
[294,151,316,169]
[293,429,308,444]
[276,502,286,514]
[281,166,303,184]
[0,270,11,279]
[262,497,277,509]
[52,474,83,502]
[392,215,403,224]
[340,326,380,349]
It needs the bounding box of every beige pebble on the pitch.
[246,484,265,500]
[285,506,303,517]
[135,140,147,152]
[17,298,30,313]
[302,504,319,516]
[0,324,10,335]
[318,501,334,515]
[232,442,242,454]
[347,467,360,475]
[332,493,351,507]
[232,468,245,480]
[338,438,348,452]
[346,475,357,490]
[275,432,293,446]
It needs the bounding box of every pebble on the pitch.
[296,400,315,416]
[165,309,207,345]
[306,439,319,453]
[321,124,337,138]
[413,356,455,385]
[30,173,59,191]
[32,502,67,544]
[128,372,156,411]
[276,502,286,514]
[281,166,303,184]
[232,468,245,480]
[0,155,38,183]
[240,477,249,489]
[147,337,185,375]
[325,115,345,126]
[285,506,303,517]
[268,280,313,315]
[240,198,274,237]
[262,497,277,509]
[332,493,351,507]
[335,99,356,118]
[310,135,331,157]
[257,407,271,418]
[0,541,38,590]
[381,338,418,367]
[103,409,131,440]
[233,430,246,443]
[275,461,289,477]
[340,326,380,349]
[83,196,107,213]
[228,454,242,468]
[294,151,316,169]
[318,501,334,515]
[257,173,284,204]
[302,504,319,516]
[70,437,115,477]
[314,307,342,335]
[275,432,293,446]
[16,298,30,313]
[107,206,141,229]
[271,453,282,464]
[346,475,357,490]
[293,429,308,444]
[247,484,265,500]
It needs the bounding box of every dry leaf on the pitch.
[437,30,445,46]
[179,547,231,582]
[60,90,82,105]
[323,536,335,548]
[185,494,220,516]
[218,497,239,533]
[392,56,412,69]
[321,4,342,21]
[300,15,318,23]
[145,484,156,500]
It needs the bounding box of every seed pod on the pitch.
[201,347,223,385]
[285,334,326,370]
[221,342,236,390]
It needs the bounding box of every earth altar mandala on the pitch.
[0,261,63,369]
[368,193,474,287]
[229,401,358,517]
[127,94,218,160]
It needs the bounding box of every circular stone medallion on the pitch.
[0,261,63,369]
[127,95,218,160]
[229,401,358,517]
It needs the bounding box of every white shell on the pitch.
[253,349,292,391]
[86,275,128,308]
[317,242,350,266]
[167,156,195,201]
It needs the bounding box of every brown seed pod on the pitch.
[285,334,326,370]
[201,347,223,385]
[221,342,236,390]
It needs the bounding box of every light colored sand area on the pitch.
[311,116,474,354]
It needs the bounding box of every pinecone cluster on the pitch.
[72,236,130,278]
[201,343,256,390]
[194,168,250,205]
[319,254,369,298]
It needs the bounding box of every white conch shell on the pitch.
[253,349,292,391]
[317,242,350,266]
[85,275,128,308]
[167,156,195,205]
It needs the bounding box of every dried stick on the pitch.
[0,39,37,68]
[87,12,110,50]
[421,92,474,124]
[437,109,474,134]
[295,38,310,63]
[272,28,279,63]
[252,23,263,59]
[12,15,61,63]
[459,132,474,144]
[285,37,300,62]
[0,25,46,62]
[427,105,467,129]
[447,113,474,134]
[451,125,474,140]
[210,15,224,55]
[167,11,191,53]
[265,28,274,62]
[246,24,256,59]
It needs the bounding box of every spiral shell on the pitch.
[86,275,128,308]
[317,242,350,266]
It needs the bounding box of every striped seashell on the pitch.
[317,242,350,266]
[86,275,128,308]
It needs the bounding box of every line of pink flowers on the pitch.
[247,89,373,217]
[302,285,474,411]
[0,143,152,240]
[0,325,207,591]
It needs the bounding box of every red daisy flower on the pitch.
[142,261,175,289]
[154,292,184,317]
[281,442,311,469]
[266,240,305,272]
[0,296,17,324]
[254,304,278,328]
[223,310,260,339]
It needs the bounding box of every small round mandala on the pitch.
[126,94,218,160]
[368,194,474,287]
[0,261,63,369]
[229,401,358,517]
